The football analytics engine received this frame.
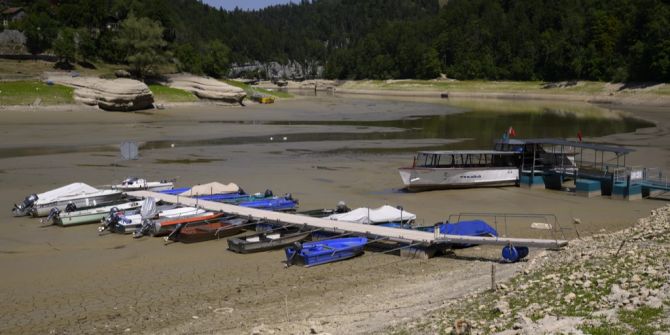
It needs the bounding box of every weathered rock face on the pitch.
[0,30,27,54]
[229,60,324,80]
[46,75,154,111]
[167,74,246,104]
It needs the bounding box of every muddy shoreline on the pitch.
[0,95,667,335]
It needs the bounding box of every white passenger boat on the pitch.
[109,177,174,192]
[398,150,521,191]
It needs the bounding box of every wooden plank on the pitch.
[128,191,568,249]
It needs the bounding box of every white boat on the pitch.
[105,206,209,234]
[327,205,416,224]
[12,182,99,217]
[398,150,521,191]
[109,177,174,192]
[46,200,144,227]
[30,189,125,217]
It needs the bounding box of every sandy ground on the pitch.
[0,94,668,335]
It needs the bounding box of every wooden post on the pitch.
[491,263,496,291]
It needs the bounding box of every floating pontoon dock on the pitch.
[128,191,568,249]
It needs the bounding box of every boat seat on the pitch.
[267,234,281,240]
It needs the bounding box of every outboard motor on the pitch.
[264,189,273,197]
[42,207,61,224]
[64,202,77,213]
[12,194,38,217]
[335,201,350,213]
[285,242,303,267]
[99,207,120,233]
[133,219,153,238]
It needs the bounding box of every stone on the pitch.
[494,300,510,315]
[167,74,246,104]
[563,292,576,303]
[114,69,132,78]
[453,319,471,335]
[46,74,154,111]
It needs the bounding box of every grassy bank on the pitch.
[0,80,74,105]
[223,79,293,99]
[148,84,197,103]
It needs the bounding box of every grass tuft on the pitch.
[148,84,197,103]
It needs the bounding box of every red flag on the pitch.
[508,126,516,137]
[577,130,583,142]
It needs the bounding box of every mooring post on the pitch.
[491,263,496,291]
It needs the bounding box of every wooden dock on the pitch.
[128,191,568,249]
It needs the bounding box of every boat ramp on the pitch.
[128,191,568,255]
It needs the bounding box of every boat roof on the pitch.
[495,138,634,154]
[418,150,519,155]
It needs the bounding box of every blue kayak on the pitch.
[285,237,367,267]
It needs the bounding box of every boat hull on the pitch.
[284,237,367,267]
[399,167,519,191]
[32,191,124,217]
[170,218,247,243]
[55,201,143,226]
[152,213,224,236]
[228,228,312,253]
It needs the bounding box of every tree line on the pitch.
[8,0,670,82]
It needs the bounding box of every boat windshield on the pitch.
[415,152,519,168]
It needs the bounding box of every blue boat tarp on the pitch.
[159,187,191,195]
[417,219,498,237]
[239,197,297,211]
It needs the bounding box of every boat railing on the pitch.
[444,212,575,244]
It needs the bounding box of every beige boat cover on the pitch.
[179,182,239,196]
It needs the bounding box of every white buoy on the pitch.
[171,143,175,148]
[270,137,274,141]
[283,136,287,141]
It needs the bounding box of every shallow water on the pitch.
[0,97,654,159]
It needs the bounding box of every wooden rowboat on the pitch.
[227,226,313,253]
[167,217,248,243]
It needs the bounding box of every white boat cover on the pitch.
[179,182,239,196]
[36,183,99,204]
[326,205,416,224]
[120,207,207,225]
[139,197,158,219]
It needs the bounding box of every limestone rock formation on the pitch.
[46,74,154,111]
[166,74,246,104]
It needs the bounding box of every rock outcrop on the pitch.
[166,74,246,104]
[46,74,154,111]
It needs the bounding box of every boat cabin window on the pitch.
[416,153,519,168]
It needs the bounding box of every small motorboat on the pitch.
[228,226,313,253]
[196,189,272,204]
[166,217,248,243]
[30,189,124,217]
[239,194,298,212]
[12,182,102,217]
[326,205,415,225]
[284,237,368,267]
[44,200,143,227]
[415,219,498,248]
[100,204,205,234]
[299,201,351,218]
[148,212,226,237]
[109,177,174,192]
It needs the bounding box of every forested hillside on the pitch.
[5,0,669,82]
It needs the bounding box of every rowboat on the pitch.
[30,189,124,217]
[299,201,351,218]
[284,237,368,267]
[228,226,313,253]
[398,150,521,191]
[109,177,174,192]
[46,200,144,226]
[166,217,248,243]
[12,182,100,217]
[149,212,225,237]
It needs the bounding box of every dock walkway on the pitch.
[128,191,568,249]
